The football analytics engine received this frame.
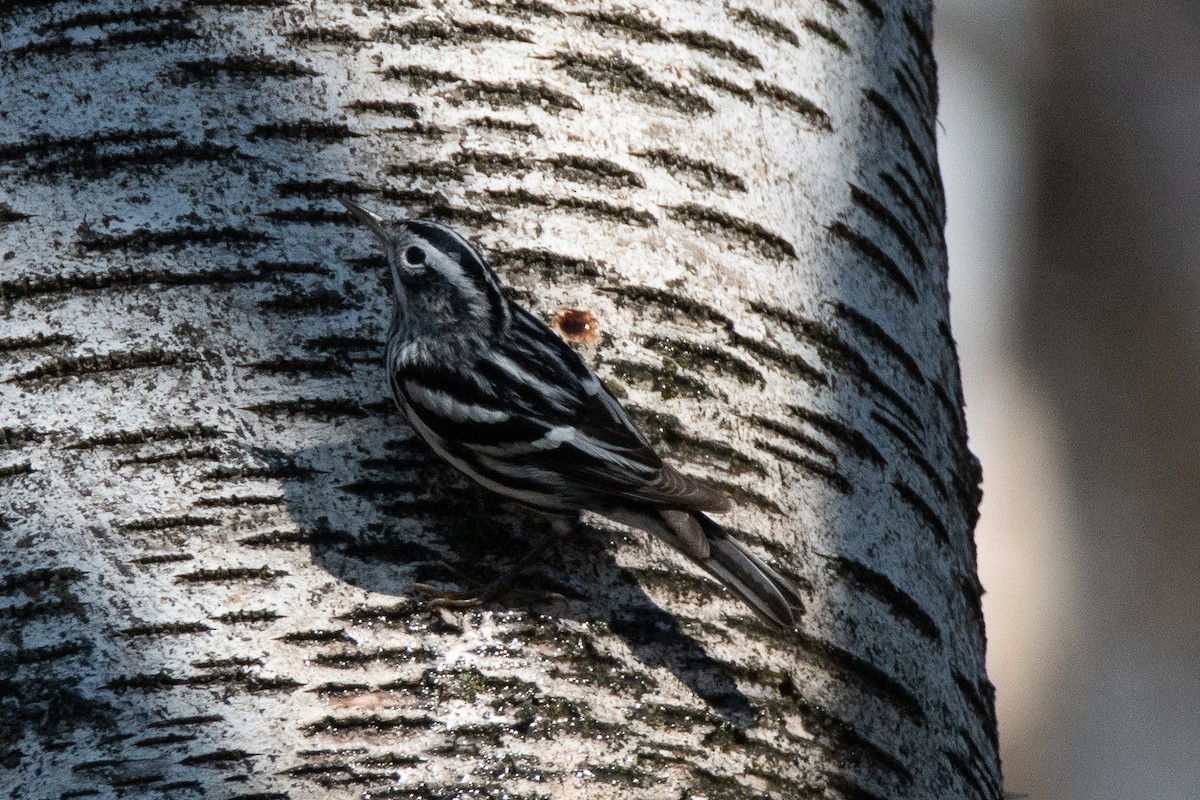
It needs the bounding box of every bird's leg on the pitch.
[412,525,563,609]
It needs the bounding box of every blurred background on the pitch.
[936,0,1200,797]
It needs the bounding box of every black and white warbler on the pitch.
[340,198,803,629]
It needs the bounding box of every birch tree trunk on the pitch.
[0,1,998,798]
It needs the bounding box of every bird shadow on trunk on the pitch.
[260,434,761,724]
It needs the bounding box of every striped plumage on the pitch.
[341,198,803,629]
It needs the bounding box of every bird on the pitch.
[340,197,803,629]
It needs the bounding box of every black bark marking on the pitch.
[285,26,366,45]
[729,8,799,47]
[870,410,946,502]
[0,332,74,353]
[893,479,949,546]
[878,167,940,247]
[902,11,938,106]
[67,423,223,450]
[78,226,269,253]
[247,121,359,143]
[174,55,317,80]
[489,246,605,280]
[795,631,926,724]
[0,264,275,303]
[834,301,925,384]
[0,567,84,594]
[828,556,941,641]
[789,404,885,466]
[555,52,712,114]
[669,202,796,259]
[458,79,583,112]
[119,515,219,531]
[343,99,421,118]
[243,398,393,418]
[695,71,756,103]
[828,220,917,302]
[130,553,195,564]
[377,18,534,45]
[259,287,352,313]
[633,148,747,192]
[849,0,885,22]
[465,115,543,135]
[802,18,849,52]
[484,188,657,227]
[786,692,914,784]
[194,494,285,508]
[891,161,943,239]
[0,461,33,479]
[241,356,351,378]
[641,337,765,385]
[121,622,213,637]
[848,183,927,274]
[174,567,289,583]
[753,80,832,130]
[750,415,837,461]
[576,9,763,69]
[944,747,991,800]
[864,89,940,203]
[953,671,999,751]
[8,350,203,385]
[756,440,853,494]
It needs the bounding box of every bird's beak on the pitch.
[339,197,393,242]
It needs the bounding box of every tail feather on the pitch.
[694,513,803,629]
[598,506,804,629]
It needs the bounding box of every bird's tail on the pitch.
[602,506,804,629]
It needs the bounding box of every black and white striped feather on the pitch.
[341,199,803,629]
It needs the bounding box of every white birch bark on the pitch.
[0,1,998,798]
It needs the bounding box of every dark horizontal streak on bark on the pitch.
[624,405,768,477]
[878,167,940,249]
[895,62,935,134]
[789,404,885,465]
[554,51,711,114]
[79,226,269,253]
[67,423,223,450]
[0,640,89,667]
[0,599,73,623]
[953,670,999,750]
[483,188,657,227]
[787,692,914,784]
[237,529,311,548]
[756,440,852,494]
[32,6,187,33]
[0,264,279,304]
[277,628,352,644]
[246,121,359,143]
[120,514,218,531]
[891,162,943,239]
[696,71,756,103]
[0,127,173,160]
[957,726,1002,795]
[343,99,420,119]
[148,714,224,729]
[466,115,543,135]
[892,479,949,546]
[23,141,240,178]
[214,608,284,624]
[8,350,202,384]
[795,631,926,724]
[849,0,884,22]
[259,287,352,313]
[704,478,781,514]
[750,416,836,463]
[174,567,289,583]
[802,18,849,52]
[606,284,734,328]
[642,337,765,385]
[180,748,255,766]
[730,8,799,47]
[670,203,796,259]
[115,445,222,466]
[0,461,33,479]
[870,410,946,501]
[309,647,437,669]
[193,494,285,508]
[864,89,939,202]
[634,148,747,192]
[130,553,194,564]
[834,301,925,384]
[961,572,985,633]
[0,332,74,352]
[376,18,534,45]
[828,555,940,641]
[121,621,212,637]
[849,183,927,274]
[576,9,763,70]
[242,398,393,418]
[0,566,84,594]
[383,64,584,113]
[105,669,300,693]
[610,358,717,401]
[943,747,992,800]
[174,55,317,80]
[453,149,646,189]
[491,247,605,280]
[751,301,923,429]
[932,381,967,443]
[753,80,832,130]
[10,22,195,58]
[828,221,917,302]
[902,11,938,97]
[240,356,350,378]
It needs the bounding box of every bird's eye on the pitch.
[404,246,426,266]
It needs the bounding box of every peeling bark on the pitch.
[0,1,997,798]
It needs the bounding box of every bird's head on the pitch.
[340,198,511,360]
